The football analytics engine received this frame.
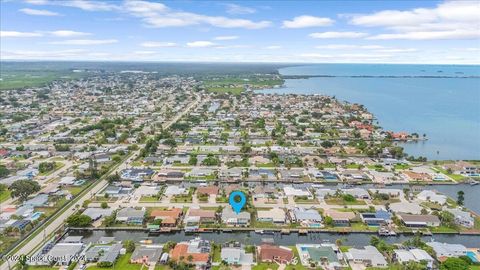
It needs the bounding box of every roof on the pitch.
[222,207,250,220]
[306,246,338,263]
[399,214,440,224]
[197,186,219,195]
[117,208,145,218]
[47,243,83,261]
[258,244,293,262]
[83,208,113,220]
[99,243,122,263]
[150,208,182,219]
[170,243,210,264]
[188,209,216,219]
[131,246,162,262]
[257,208,285,220]
[324,209,355,220]
[292,208,322,221]
[345,246,387,266]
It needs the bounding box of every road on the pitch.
[0,94,203,270]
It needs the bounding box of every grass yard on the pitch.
[252,263,279,270]
[0,190,11,203]
[86,253,141,270]
[140,196,160,202]
[325,198,366,205]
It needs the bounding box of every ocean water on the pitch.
[260,64,480,160]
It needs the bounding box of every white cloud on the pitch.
[282,15,334,28]
[349,1,480,40]
[25,0,119,11]
[140,41,177,47]
[265,45,282,50]
[133,50,157,55]
[368,29,480,40]
[49,30,91,37]
[315,44,382,49]
[48,39,118,45]
[186,41,216,48]
[214,35,239,40]
[19,8,60,16]
[225,4,256,15]
[0,31,43,38]
[123,1,270,29]
[309,31,368,39]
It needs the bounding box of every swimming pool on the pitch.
[29,212,44,221]
[467,251,479,263]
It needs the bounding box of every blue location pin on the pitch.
[229,191,246,214]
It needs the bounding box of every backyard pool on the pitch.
[467,251,479,263]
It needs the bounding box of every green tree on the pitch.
[440,257,469,270]
[101,202,108,209]
[124,240,136,253]
[457,190,465,206]
[0,165,10,178]
[66,214,92,227]
[9,180,41,201]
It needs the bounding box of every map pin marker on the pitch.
[229,190,246,214]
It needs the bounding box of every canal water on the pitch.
[67,230,480,248]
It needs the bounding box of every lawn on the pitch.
[252,262,279,270]
[474,216,480,230]
[140,196,160,202]
[65,186,85,196]
[0,190,11,203]
[86,253,141,270]
[0,235,19,254]
[325,198,366,205]
[211,244,222,262]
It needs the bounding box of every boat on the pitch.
[469,179,479,186]
[281,229,291,234]
[140,239,153,244]
[255,230,264,234]
[378,227,397,236]
[299,229,308,235]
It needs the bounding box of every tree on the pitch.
[9,180,41,202]
[440,257,469,270]
[0,165,10,178]
[324,216,333,226]
[457,190,464,206]
[38,162,56,173]
[101,202,108,209]
[124,240,136,253]
[66,214,92,227]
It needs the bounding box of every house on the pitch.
[197,186,219,196]
[345,246,388,268]
[116,208,145,225]
[296,244,342,269]
[152,170,185,182]
[82,208,114,221]
[426,242,467,259]
[289,207,323,227]
[120,168,154,182]
[24,194,49,207]
[342,188,370,199]
[416,190,447,205]
[170,238,210,266]
[398,213,441,227]
[59,176,76,186]
[221,244,254,265]
[46,242,84,266]
[283,186,313,199]
[389,202,423,215]
[85,243,122,264]
[186,209,217,224]
[443,161,479,176]
[257,244,293,264]
[164,185,187,196]
[150,208,182,227]
[323,209,355,226]
[403,171,432,182]
[447,208,475,228]
[257,208,287,224]
[221,207,250,227]
[360,210,391,226]
[131,246,162,265]
[394,249,434,269]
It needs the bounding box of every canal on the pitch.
[67,230,480,248]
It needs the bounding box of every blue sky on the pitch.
[1,0,479,64]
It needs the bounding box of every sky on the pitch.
[1,0,479,64]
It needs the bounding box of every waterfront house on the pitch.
[283,186,313,199]
[257,208,287,224]
[257,244,293,264]
[197,186,219,196]
[131,246,162,265]
[46,242,84,266]
[85,243,122,264]
[323,209,355,226]
[170,238,211,266]
[116,208,145,225]
[221,243,254,265]
[360,210,391,226]
[288,207,323,227]
[82,208,114,221]
[394,249,434,269]
[150,208,182,227]
[416,190,447,205]
[296,244,343,269]
[398,214,441,227]
[426,242,467,260]
[221,207,250,227]
[342,188,370,199]
[345,246,388,268]
[446,208,474,228]
[443,161,479,176]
